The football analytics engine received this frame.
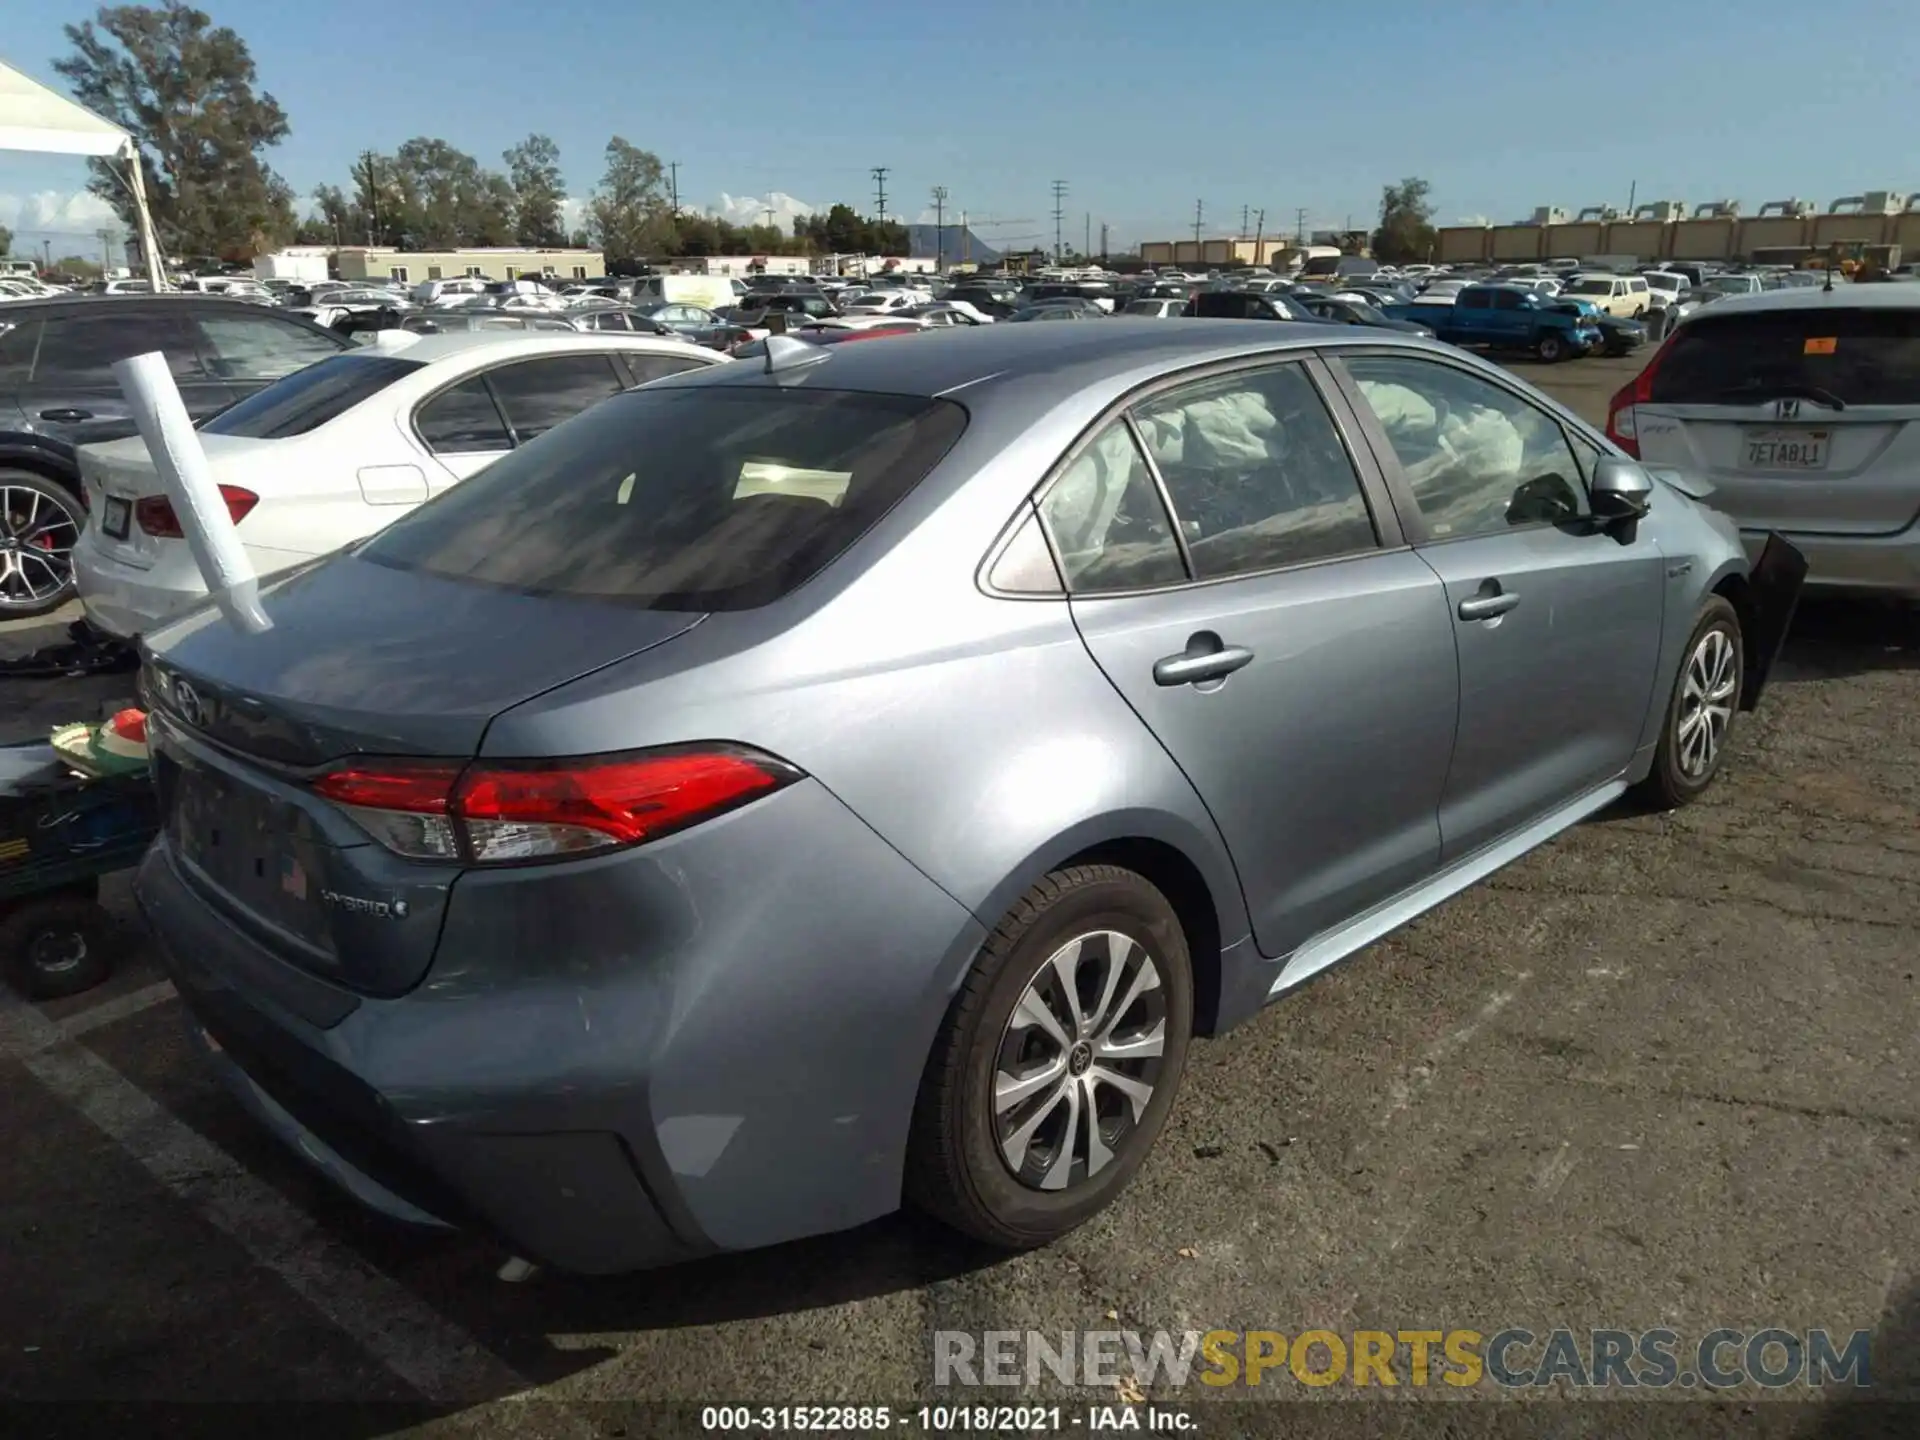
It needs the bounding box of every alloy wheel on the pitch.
[993,930,1168,1191]
[0,483,82,609]
[1677,627,1739,779]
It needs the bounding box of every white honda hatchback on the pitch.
[1606,283,1920,597]
[73,331,726,638]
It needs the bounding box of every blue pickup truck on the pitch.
[1383,285,1601,362]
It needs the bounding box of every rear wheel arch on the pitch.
[0,448,82,499]
[1711,571,1763,706]
[1055,837,1224,1037]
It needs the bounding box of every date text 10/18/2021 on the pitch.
[701,1407,1194,1432]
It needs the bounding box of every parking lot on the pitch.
[2,351,1917,1435]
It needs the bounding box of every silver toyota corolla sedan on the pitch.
[134,321,1803,1273]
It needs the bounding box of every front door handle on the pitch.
[1153,633,1254,687]
[39,408,94,423]
[1458,586,1521,621]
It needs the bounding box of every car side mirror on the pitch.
[1590,456,1654,523]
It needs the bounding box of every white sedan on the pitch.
[73,332,726,639]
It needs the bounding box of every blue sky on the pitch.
[4,0,1917,258]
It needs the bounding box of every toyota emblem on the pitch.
[174,681,205,728]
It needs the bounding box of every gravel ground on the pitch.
[1,352,1916,1437]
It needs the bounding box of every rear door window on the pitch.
[1649,308,1920,407]
[620,353,711,386]
[360,387,967,610]
[484,353,627,441]
[200,354,424,438]
[193,313,345,381]
[415,376,512,453]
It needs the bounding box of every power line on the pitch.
[871,167,890,225]
[1050,180,1068,261]
[930,186,948,269]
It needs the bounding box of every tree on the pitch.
[53,2,296,260]
[54,255,103,278]
[1372,177,1437,266]
[0,223,12,257]
[504,133,566,248]
[586,137,670,262]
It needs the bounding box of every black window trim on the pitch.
[982,349,1406,603]
[1318,343,1604,549]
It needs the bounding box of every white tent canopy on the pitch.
[0,57,166,285]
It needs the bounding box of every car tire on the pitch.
[905,864,1193,1250]
[1535,332,1566,362]
[1,894,115,1000]
[0,469,85,620]
[1634,597,1744,810]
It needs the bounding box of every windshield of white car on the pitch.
[198,354,425,439]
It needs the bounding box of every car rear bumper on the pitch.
[1740,524,1920,598]
[74,538,311,639]
[134,776,987,1274]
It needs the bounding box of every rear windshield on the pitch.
[1649,308,1920,408]
[199,354,424,438]
[358,387,968,611]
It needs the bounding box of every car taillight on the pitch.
[311,745,800,864]
[134,485,259,538]
[1603,329,1682,457]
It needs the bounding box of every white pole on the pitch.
[111,351,269,633]
[123,145,168,292]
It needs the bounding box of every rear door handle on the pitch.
[39,408,94,423]
[1458,589,1521,621]
[1153,635,1255,687]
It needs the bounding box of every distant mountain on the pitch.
[905,223,1000,265]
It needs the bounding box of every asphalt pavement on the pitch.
[2,351,1918,1437]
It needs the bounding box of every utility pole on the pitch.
[1050,180,1068,261]
[960,209,969,265]
[871,167,890,225]
[762,206,776,230]
[359,151,381,246]
[42,239,53,272]
[669,162,681,218]
[931,185,948,270]
[1192,199,1204,246]
[1295,207,1307,243]
[1627,179,1638,215]
[1241,203,1250,237]
[96,227,117,273]
[1253,209,1265,264]
[1084,213,1090,263]
[1099,221,1109,264]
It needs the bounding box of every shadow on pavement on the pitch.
[1773,597,1918,684]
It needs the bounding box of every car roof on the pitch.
[344,331,721,366]
[1682,283,1920,318]
[645,317,1383,404]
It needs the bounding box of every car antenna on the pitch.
[762,333,831,376]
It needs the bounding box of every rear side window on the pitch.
[201,354,423,438]
[194,313,344,381]
[360,388,967,611]
[1651,308,1920,408]
[415,376,512,453]
[485,354,626,440]
[622,353,711,386]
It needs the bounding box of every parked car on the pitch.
[400,310,579,335]
[128,323,1798,1276]
[1607,283,1920,596]
[1557,274,1652,319]
[0,296,350,617]
[1008,302,1106,322]
[1121,298,1188,318]
[71,333,725,639]
[1187,291,1318,322]
[1297,294,1436,338]
[1388,285,1602,362]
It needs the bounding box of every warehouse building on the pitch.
[1138,237,1294,268]
[333,245,605,284]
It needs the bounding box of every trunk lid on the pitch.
[1634,301,1920,536]
[143,554,705,996]
[77,432,281,572]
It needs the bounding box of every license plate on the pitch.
[102,495,131,540]
[1743,429,1829,470]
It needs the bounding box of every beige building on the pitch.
[1138,238,1294,268]
[334,246,605,284]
